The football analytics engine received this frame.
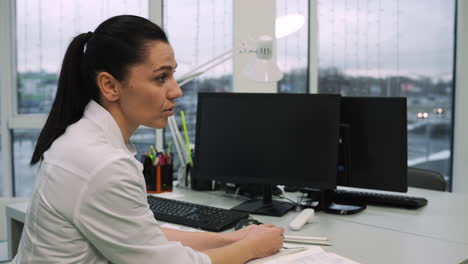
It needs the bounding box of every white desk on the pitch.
[327,187,468,245]
[6,187,468,263]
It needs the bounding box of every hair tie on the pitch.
[85,31,94,42]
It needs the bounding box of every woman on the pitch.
[13,15,284,264]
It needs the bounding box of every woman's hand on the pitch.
[242,225,285,259]
[223,224,258,243]
[203,224,284,264]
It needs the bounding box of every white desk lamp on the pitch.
[176,13,305,86]
[168,14,305,178]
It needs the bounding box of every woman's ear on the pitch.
[97,72,121,102]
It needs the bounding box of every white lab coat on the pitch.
[12,100,211,264]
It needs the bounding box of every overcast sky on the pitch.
[16,0,455,80]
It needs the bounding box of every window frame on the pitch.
[3,0,465,195]
[0,0,164,197]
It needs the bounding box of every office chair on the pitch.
[407,167,446,191]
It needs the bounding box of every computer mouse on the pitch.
[234,218,263,230]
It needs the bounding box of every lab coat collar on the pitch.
[83,100,137,156]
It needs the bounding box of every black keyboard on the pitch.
[333,189,428,209]
[147,196,249,232]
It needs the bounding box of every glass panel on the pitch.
[14,0,149,197]
[12,127,153,198]
[163,0,233,159]
[13,129,40,197]
[277,0,309,93]
[130,127,156,163]
[317,0,455,187]
[16,0,148,114]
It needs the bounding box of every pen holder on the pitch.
[142,155,173,193]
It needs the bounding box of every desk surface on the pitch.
[7,187,468,264]
[327,187,468,245]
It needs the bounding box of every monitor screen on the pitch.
[338,96,408,192]
[193,92,341,190]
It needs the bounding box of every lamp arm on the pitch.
[176,48,234,84]
[175,40,255,86]
[177,53,234,87]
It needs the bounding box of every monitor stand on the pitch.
[231,184,295,217]
[301,188,366,215]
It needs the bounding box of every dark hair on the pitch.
[30,15,169,165]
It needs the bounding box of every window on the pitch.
[317,0,456,189]
[13,129,40,197]
[16,0,148,114]
[130,128,156,164]
[277,0,309,93]
[163,0,233,152]
[14,0,150,196]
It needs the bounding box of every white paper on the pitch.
[160,224,359,264]
[247,247,359,264]
[247,248,312,264]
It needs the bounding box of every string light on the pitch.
[38,0,43,72]
[377,0,382,83]
[365,0,369,75]
[355,0,360,74]
[331,0,335,68]
[343,0,348,73]
[211,0,216,60]
[24,0,28,72]
[59,0,64,62]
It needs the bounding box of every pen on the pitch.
[150,145,157,155]
[284,239,332,246]
[149,145,157,162]
[284,235,329,241]
[158,154,165,166]
[168,141,172,154]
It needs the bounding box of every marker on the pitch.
[180,111,193,165]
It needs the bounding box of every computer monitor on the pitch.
[338,96,408,192]
[193,92,341,216]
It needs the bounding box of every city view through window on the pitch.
[163,0,233,152]
[317,0,455,187]
[6,0,456,196]
[277,0,309,94]
[13,0,149,196]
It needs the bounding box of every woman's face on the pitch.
[119,41,182,129]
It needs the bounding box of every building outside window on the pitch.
[163,0,233,163]
[13,0,149,196]
[317,0,455,189]
[4,0,458,195]
[13,129,40,197]
[277,0,309,94]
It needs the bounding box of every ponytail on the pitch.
[30,33,95,165]
[30,15,169,165]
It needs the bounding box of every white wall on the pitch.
[0,0,15,197]
[233,0,277,93]
[453,0,468,193]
